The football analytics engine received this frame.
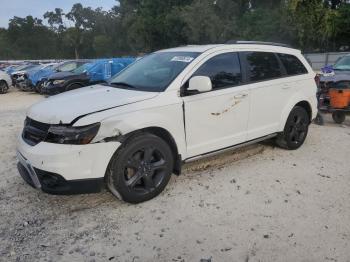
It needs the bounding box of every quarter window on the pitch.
[245,52,283,82]
[278,53,308,75]
[193,53,242,89]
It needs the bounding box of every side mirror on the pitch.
[188,76,212,94]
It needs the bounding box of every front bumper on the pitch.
[41,83,64,95]
[16,135,121,195]
[17,79,33,91]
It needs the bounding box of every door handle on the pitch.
[282,84,291,90]
[234,93,248,99]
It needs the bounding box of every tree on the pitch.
[1,0,350,60]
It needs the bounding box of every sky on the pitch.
[0,0,117,28]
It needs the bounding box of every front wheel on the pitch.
[276,106,310,150]
[106,133,174,203]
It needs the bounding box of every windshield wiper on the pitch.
[108,82,136,89]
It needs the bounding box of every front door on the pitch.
[182,52,251,158]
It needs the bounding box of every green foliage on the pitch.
[0,0,350,59]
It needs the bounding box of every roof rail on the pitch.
[226,40,291,48]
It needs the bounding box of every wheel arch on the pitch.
[0,79,9,93]
[295,100,312,122]
[279,95,313,131]
[0,79,9,87]
[117,126,182,175]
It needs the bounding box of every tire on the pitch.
[35,81,43,93]
[106,133,174,203]
[314,112,324,126]
[0,81,8,94]
[276,106,310,150]
[332,111,345,124]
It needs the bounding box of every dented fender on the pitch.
[74,92,188,159]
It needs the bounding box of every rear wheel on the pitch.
[106,133,174,203]
[332,111,345,124]
[276,106,310,150]
[0,81,8,94]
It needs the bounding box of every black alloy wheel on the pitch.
[276,106,310,150]
[107,133,173,203]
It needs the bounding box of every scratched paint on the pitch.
[211,100,242,116]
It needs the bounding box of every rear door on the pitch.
[242,51,289,140]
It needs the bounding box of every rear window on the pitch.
[245,52,283,82]
[278,53,308,75]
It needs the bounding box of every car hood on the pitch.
[27,84,159,124]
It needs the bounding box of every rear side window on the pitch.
[245,52,283,82]
[193,52,242,89]
[278,53,308,75]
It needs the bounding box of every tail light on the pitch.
[314,74,320,87]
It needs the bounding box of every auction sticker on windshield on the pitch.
[171,56,194,63]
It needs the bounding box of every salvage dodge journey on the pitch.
[17,41,317,203]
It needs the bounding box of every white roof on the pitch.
[159,44,301,54]
[159,44,224,53]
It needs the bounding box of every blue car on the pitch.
[17,61,88,92]
[41,58,135,96]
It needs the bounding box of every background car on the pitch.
[11,63,41,87]
[34,61,89,93]
[16,63,58,91]
[0,70,11,94]
[41,58,135,96]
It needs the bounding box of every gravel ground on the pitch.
[0,89,349,262]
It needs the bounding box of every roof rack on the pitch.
[226,40,291,48]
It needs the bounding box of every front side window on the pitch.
[58,62,78,72]
[245,52,282,82]
[73,63,93,74]
[109,52,200,92]
[193,52,242,90]
[278,53,308,75]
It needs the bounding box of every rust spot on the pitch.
[211,100,241,116]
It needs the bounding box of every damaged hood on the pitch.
[27,84,159,124]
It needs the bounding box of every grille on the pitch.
[22,117,50,146]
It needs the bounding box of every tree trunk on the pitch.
[75,47,79,59]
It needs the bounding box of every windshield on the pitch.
[73,63,92,74]
[108,52,200,92]
[29,65,45,71]
[14,64,32,71]
[334,56,350,70]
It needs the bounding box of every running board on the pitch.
[184,134,277,163]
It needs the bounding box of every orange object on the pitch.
[329,88,350,109]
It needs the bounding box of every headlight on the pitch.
[53,80,65,85]
[45,123,100,145]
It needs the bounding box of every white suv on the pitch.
[17,42,317,203]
